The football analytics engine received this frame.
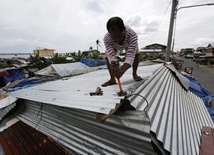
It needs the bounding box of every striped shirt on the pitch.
[103,26,138,65]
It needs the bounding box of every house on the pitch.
[196,47,206,53]
[82,49,100,58]
[205,44,214,56]
[194,45,214,65]
[33,48,55,57]
[140,43,167,55]
[179,48,195,56]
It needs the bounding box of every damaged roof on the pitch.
[9,63,162,115]
[35,62,100,77]
[4,63,214,155]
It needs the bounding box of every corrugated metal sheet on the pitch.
[7,63,213,154]
[127,64,214,155]
[0,103,16,121]
[0,95,17,121]
[0,120,71,155]
[9,64,163,115]
[0,95,17,109]
[6,64,163,154]
[16,100,156,155]
[35,62,100,77]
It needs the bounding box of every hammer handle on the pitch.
[117,78,123,92]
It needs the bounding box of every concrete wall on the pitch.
[33,49,54,57]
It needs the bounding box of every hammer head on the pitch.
[117,91,127,96]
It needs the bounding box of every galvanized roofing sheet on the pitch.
[0,95,17,121]
[7,63,213,154]
[127,64,214,155]
[0,95,17,109]
[9,64,163,115]
[16,100,157,155]
[35,62,100,77]
[0,103,16,122]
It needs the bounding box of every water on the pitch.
[0,53,32,59]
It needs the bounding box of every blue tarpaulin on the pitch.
[80,59,106,67]
[183,74,214,122]
[1,68,24,86]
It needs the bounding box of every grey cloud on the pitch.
[0,0,213,53]
[85,0,103,13]
[190,38,214,47]
[0,38,50,53]
[143,20,159,34]
[126,15,142,27]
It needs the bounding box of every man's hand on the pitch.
[114,68,123,79]
[111,61,122,79]
[111,61,131,79]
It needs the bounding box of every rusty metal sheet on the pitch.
[200,126,214,155]
[0,121,70,155]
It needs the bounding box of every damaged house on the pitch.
[0,62,213,155]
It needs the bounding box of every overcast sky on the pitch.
[0,0,214,53]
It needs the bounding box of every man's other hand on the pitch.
[114,68,123,79]
[110,61,122,78]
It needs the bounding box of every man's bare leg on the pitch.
[132,53,142,80]
[101,58,116,86]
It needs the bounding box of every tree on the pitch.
[89,52,100,59]
[51,53,68,64]
[96,39,101,51]
[70,50,83,62]
[29,54,51,69]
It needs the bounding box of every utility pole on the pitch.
[171,2,214,52]
[165,0,178,62]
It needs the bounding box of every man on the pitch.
[101,16,142,87]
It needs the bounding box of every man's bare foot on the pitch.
[101,80,117,87]
[133,75,143,81]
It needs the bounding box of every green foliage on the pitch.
[51,53,68,64]
[29,54,51,69]
[0,63,9,69]
[89,52,101,59]
[139,53,165,61]
[64,52,72,58]
[28,50,101,70]
[70,50,83,62]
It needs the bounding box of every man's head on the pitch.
[106,17,125,43]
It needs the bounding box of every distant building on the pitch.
[33,48,55,57]
[196,47,206,54]
[194,44,214,57]
[140,43,167,55]
[194,44,214,65]
[205,44,214,56]
[82,50,100,58]
[179,48,195,56]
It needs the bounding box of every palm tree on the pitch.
[96,39,101,51]
[71,50,83,62]
[29,54,51,69]
[51,53,67,64]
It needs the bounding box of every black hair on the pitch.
[106,17,125,32]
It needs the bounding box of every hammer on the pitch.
[116,78,127,96]
[112,61,127,96]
